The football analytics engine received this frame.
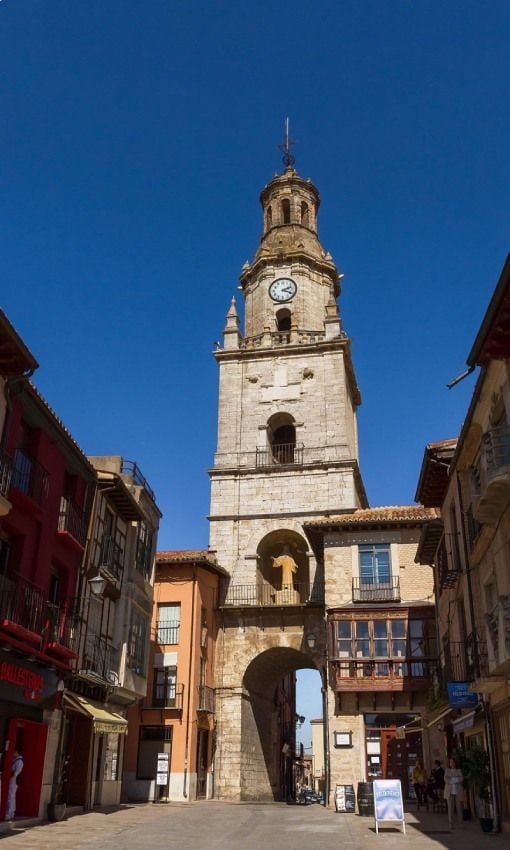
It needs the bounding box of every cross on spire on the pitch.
[278,117,296,169]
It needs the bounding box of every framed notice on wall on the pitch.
[373,779,405,834]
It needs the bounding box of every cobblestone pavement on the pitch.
[1,802,509,850]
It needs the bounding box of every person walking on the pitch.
[5,748,23,821]
[444,756,464,829]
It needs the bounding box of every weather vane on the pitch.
[278,117,296,169]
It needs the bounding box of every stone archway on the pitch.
[241,647,319,801]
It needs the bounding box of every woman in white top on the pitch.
[444,757,464,829]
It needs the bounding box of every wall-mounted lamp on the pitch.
[56,679,65,693]
[334,730,353,748]
[306,632,316,650]
[89,573,107,598]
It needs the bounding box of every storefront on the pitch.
[0,649,59,819]
[62,692,127,808]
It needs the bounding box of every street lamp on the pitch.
[89,573,106,598]
[306,632,316,650]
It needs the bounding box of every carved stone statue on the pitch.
[271,550,298,588]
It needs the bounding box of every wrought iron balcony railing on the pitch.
[352,577,400,602]
[256,443,304,467]
[81,635,120,682]
[155,620,180,645]
[150,682,184,710]
[443,636,488,682]
[218,581,324,608]
[99,534,124,579]
[197,685,215,713]
[45,600,80,653]
[0,449,13,498]
[10,448,49,507]
[58,496,87,546]
[121,459,156,503]
[0,566,46,638]
[213,444,351,470]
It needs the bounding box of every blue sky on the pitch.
[2,0,509,557]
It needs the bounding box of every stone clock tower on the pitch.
[209,147,367,801]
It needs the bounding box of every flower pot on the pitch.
[47,802,66,822]
[479,817,493,833]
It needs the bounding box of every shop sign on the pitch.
[447,681,479,709]
[0,659,43,701]
[373,779,405,834]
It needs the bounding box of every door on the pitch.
[1,718,48,818]
[196,730,209,799]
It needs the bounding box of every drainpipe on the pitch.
[183,565,197,799]
[322,611,330,807]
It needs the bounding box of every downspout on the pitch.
[322,610,330,807]
[183,565,197,799]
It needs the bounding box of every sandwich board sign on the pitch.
[373,779,405,834]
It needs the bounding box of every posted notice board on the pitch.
[373,779,405,834]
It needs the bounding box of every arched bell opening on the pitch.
[267,411,296,465]
[281,197,291,224]
[275,308,291,333]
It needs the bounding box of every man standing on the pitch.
[5,748,23,821]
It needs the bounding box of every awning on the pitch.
[64,693,128,735]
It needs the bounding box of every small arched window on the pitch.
[281,198,291,224]
[266,205,272,231]
[275,309,291,332]
[300,202,309,227]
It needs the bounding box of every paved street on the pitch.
[1,803,510,850]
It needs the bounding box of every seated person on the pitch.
[412,760,429,808]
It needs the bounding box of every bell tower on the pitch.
[209,135,367,801]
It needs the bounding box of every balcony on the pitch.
[0,449,13,515]
[255,443,304,468]
[99,534,124,581]
[10,449,49,508]
[45,600,80,660]
[218,581,324,608]
[197,685,215,713]
[443,638,489,682]
[155,620,180,645]
[437,537,460,590]
[58,496,87,548]
[0,567,45,646]
[80,635,120,683]
[334,658,435,691]
[241,329,326,350]
[471,426,510,523]
[352,577,400,603]
[149,683,184,711]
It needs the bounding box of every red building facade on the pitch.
[0,375,95,819]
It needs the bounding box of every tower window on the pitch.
[300,202,309,227]
[281,198,291,224]
[268,415,296,464]
[275,309,291,332]
[266,205,272,231]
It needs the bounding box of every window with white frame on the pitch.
[152,666,177,707]
[359,544,391,585]
[156,603,180,644]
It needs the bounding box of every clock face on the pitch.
[269,277,297,302]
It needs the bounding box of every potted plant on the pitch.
[462,746,493,833]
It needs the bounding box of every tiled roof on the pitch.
[306,506,440,529]
[157,549,220,565]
